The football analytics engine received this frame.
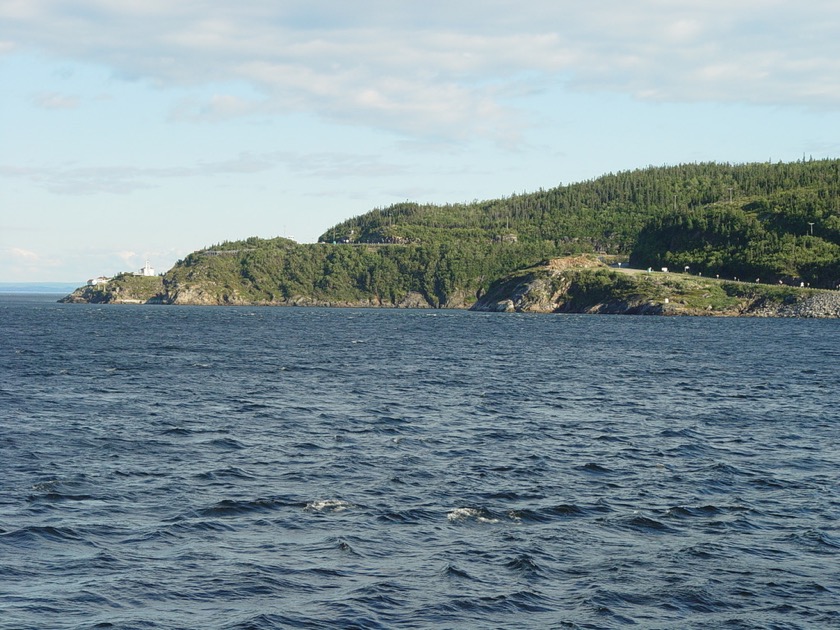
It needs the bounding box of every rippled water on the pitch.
[1,295,839,629]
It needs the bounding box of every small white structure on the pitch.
[87,276,110,286]
[139,260,155,276]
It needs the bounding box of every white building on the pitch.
[139,260,155,276]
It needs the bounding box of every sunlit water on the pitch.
[1,294,838,629]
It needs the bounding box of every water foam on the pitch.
[447,507,500,524]
[305,499,353,513]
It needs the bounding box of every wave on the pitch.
[207,437,247,450]
[665,504,724,518]
[446,507,508,524]
[1,525,84,543]
[543,503,587,517]
[193,496,302,518]
[440,563,474,580]
[616,514,674,533]
[578,462,613,474]
[783,529,840,552]
[377,508,438,524]
[504,553,544,576]
[193,467,257,481]
[433,589,552,615]
[304,499,354,513]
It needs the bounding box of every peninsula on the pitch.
[61,160,840,317]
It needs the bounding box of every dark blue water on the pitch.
[1,294,838,629]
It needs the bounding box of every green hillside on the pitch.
[319,160,839,253]
[164,236,556,307]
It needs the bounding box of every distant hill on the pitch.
[61,159,840,310]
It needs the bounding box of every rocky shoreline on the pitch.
[747,291,840,318]
[60,256,840,318]
[470,258,840,318]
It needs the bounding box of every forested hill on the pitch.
[318,160,840,256]
[67,159,840,307]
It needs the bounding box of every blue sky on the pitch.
[2,1,840,282]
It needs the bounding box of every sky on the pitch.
[2,1,840,282]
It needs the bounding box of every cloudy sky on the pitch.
[2,1,840,282]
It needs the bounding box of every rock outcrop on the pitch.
[471,256,840,318]
[59,275,164,304]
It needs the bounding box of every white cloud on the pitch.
[279,152,406,179]
[32,91,79,109]
[0,151,406,195]
[0,0,46,20]
[9,247,40,260]
[4,1,840,140]
[0,247,66,280]
[0,164,156,195]
[170,93,268,122]
[117,250,137,266]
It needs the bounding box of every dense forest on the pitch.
[163,159,840,306]
[629,189,840,286]
[320,160,839,246]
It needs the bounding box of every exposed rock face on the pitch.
[472,255,605,313]
[165,284,242,305]
[472,274,570,313]
[59,287,103,304]
[398,292,433,308]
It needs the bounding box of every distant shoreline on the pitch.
[0,283,82,294]
[55,256,840,318]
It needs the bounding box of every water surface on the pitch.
[1,295,838,628]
